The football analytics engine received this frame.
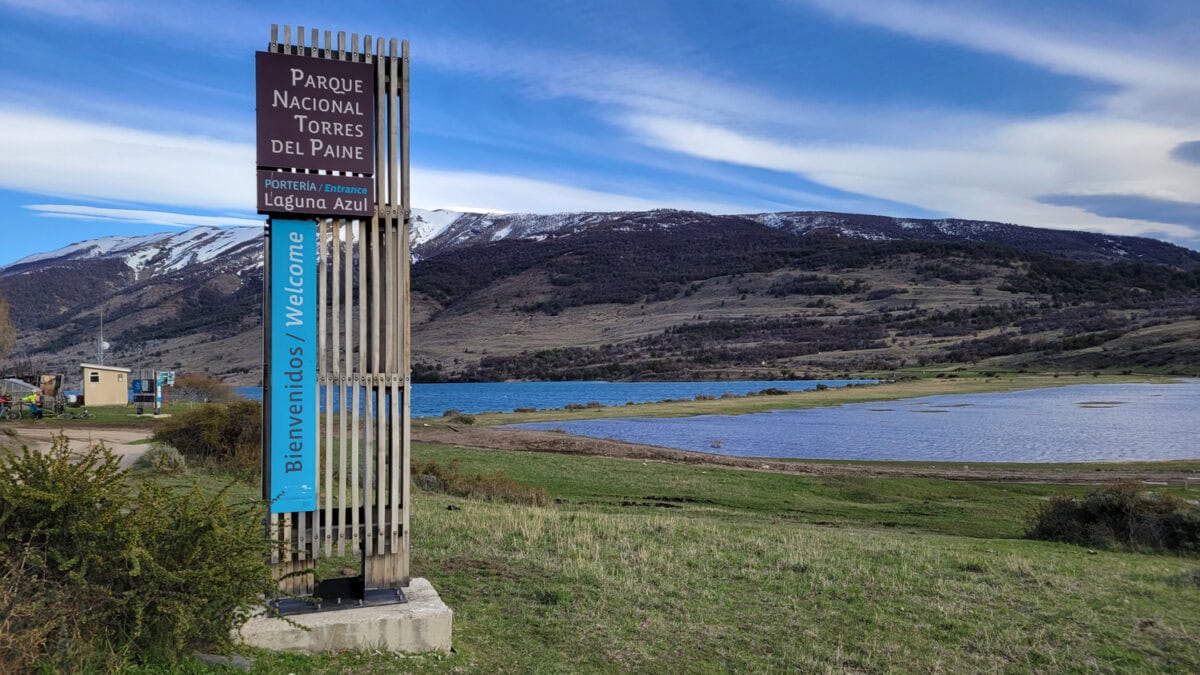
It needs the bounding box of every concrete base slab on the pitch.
[238,578,452,654]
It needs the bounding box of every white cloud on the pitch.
[4,2,1197,244]
[0,107,253,210]
[414,167,750,215]
[419,39,853,140]
[0,108,757,224]
[791,0,1200,128]
[626,114,1200,240]
[25,204,261,228]
[792,0,1196,90]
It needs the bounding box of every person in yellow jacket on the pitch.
[21,389,43,419]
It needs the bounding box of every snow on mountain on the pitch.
[5,226,262,278]
[412,209,690,259]
[7,208,1197,284]
[4,208,470,279]
[411,208,464,248]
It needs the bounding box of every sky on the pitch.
[2,0,1199,265]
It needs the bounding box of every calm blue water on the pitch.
[235,379,874,419]
[512,381,1200,463]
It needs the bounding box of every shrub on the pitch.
[133,442,189,475]
[1025,482,1200,553]
[412,459,548,506]
[514,407,537,413]
[757,387,789,396]
[694,393,715,401]
[564,402,586,410]
[152,400,263,475]
[0,545,101,672]
[0,436,274,670]
[170,373,237,404]
[446,411,476,425]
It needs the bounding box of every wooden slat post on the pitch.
[320,221,333,558]
[262,23,411,598]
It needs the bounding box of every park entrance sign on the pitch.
[258,24,412,601]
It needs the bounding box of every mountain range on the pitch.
[3,209,1198,385]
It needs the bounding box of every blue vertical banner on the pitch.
[269,218,318,513]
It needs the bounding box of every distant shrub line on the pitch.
[412,459,548,506]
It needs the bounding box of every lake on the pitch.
[235,379,874,418]
[512,381,1200,463]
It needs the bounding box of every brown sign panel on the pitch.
[258,170,375,217]
[256,51,375,174]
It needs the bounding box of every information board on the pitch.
[256,51,374,174]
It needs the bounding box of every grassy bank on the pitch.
[208,443,1200,673]
[432,372,1178,426]
[0,403,197,427]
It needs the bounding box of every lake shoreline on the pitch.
[413,424,1200,485]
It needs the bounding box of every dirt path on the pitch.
[413,424,1200,485]
[3,424,155,468]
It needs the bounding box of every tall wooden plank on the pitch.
[368,38,387,579]
[270,513,280,566]
[363,224,376,560]
[332,222,345,556]
[350,222,362,557]
[375,382,386,565]
[386,41,400,585]
[320,221,333,558]
[281,513,293,593]
[399,40,412,583]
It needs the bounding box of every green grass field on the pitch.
[137,440,1200,674]
[96,373,1198,671]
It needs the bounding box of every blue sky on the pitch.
[2,0,1199,265]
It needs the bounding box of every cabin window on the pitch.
[89,372,100,383]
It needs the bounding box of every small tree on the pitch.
[171,372,237,404]
[0,290,14,367]
[152,400,263,474]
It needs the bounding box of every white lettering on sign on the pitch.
[271,90,365,117]
[289,67,365,94]
[262,192,328,213]
[256,51,374,175]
